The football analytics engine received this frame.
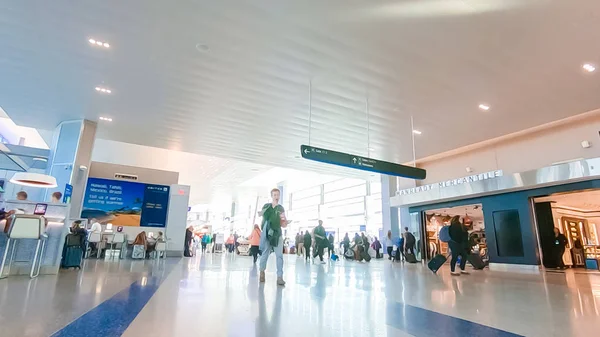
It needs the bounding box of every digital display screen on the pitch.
[81,178,170,227]
[34,203,47,215]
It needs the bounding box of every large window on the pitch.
[288,178,382,239]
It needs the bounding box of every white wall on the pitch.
[165,184,191,255]
[91,139,267,205]
[417,112,600,185]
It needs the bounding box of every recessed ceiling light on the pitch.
[195,43,210,52]
[583,63,596,73]
[99,116,113,122]
[478,104,490,111]
[89,38,110,48]
[412,130,422,135]
[95,86,112,94]
[32,157,48,162]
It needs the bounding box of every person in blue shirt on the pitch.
[396,235,405,262]
[201,233,210,254]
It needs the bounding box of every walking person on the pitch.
[372,237,382,259]
[248,224,262,264]
[303,230,312,261]
[297,232,305,257]
[449,216,470,276]
[403,227,416,255]
[313,220,327,264]
[385,230,394,260]
[553,227,568,269]
[328,233,335,257]
[342,233,350,255]
[184,226,193,257]
[259,188,290,286]
[201,233,210,253]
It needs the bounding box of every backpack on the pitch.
[439,226,451,243]
[405,232,416,246]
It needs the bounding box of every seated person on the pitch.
[69,220,88,253]
[146,232,157,257]
[132,231,148,258]
[51,191,63,203]
[16,191,27,201]
[87,219,103,255]
[157,231,166,242]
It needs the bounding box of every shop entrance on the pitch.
[533,190,600,271]
[423,204,487,262]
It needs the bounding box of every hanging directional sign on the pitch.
[300,145,426,180]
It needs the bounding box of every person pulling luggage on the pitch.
[448,216,470,276]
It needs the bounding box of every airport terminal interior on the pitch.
[1,1,600,336]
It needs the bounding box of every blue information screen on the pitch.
[81,178,170,228]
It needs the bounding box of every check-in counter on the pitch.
[0,200,69,276]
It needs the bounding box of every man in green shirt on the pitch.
[259,188,290,286]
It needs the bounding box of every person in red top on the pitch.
[248,224,262,264]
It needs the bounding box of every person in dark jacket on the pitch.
[342,233,350,255]
[448,216,469,276]
[69,220,88,257]
[553,227,568,269]
[313,220,327,264]
[303,231,312,261]
[184,226,193,257]
[327,233,335,257]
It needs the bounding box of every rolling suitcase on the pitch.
[428,254,447,273]
[61,246,82,269]
[405,253,417,264]
[361,251,371,262]
[132,245,146,259]
[468,254,486,270]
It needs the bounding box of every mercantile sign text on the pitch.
[396,170,503,196]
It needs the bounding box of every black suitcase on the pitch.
[405,253,417,263]
[394,249,402,262]
[468,254,486,270]
[428,254,447,273]
[62,246,82,269]
[361,251,371,262]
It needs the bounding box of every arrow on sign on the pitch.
[304,148,310,155]
[352,157,357,164]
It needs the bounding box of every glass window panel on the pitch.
[324,178,364,193]
[292,194,321,210]
[370,182,382,195]
[292,186,321,200]
[324,184,366,203]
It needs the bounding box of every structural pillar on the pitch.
[44,120,97,219]
[381,174,400,240]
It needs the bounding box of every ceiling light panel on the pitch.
[99,116,113,122]
[478,104,490,111]
[583,63,596,73]
[88,38,110,48]
[412,130,422,135]
[95,86,112,94]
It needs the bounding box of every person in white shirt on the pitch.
[89,219,102,233]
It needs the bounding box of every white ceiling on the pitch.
[536,190,600,212]
[2,1,600,175]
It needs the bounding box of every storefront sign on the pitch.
[397,170,503,196]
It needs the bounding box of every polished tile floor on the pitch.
[1,253,599,337]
